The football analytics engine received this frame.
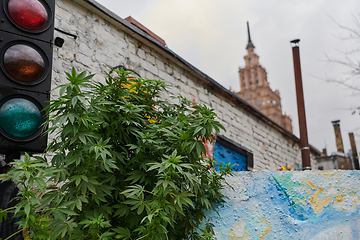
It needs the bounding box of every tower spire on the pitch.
[246,21,255,49]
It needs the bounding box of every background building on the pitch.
[236,22,292,133]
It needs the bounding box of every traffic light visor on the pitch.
[0,98,42,139]
[7,0,48,31]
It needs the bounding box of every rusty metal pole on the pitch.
[290,39,311,170]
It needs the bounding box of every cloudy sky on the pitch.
[96,0,360,155]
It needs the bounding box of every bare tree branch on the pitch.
[329,14,360,40]
[311,73,360,92]
[322,14,360,97]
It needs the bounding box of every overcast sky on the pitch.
[96,0,360,155]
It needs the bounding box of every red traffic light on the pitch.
[7,0,48,31]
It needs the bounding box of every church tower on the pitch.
[236,22,293,133]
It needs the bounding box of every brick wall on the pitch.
[53,0,318,170]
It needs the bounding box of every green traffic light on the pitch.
[0,98,42,138]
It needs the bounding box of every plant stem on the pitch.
[5,228,24,240]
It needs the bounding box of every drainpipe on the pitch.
[290,39,311,170]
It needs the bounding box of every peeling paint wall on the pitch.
[206,171,360,239]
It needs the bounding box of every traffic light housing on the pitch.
[0,0,55,154]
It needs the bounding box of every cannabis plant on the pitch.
[0,68,232,239]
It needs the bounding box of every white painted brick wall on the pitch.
[53,0,318,171]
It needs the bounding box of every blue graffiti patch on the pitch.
[214,142,247,171]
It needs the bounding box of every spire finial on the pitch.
[246,21,255,49]
[247,21,252,42]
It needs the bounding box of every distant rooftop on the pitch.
[124,16,167,46]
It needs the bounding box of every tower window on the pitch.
[249,58,252,65]
[257,99,262,105]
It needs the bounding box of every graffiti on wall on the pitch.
[214,141,247,171]
[206,171,360,239]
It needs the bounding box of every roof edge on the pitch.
[124,16,167,46]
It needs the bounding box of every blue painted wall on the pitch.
[214,142,247,171]
[205,170,360,239]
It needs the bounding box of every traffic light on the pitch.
[0,0,55,153]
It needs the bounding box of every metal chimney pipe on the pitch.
[349,132,359,170]
[322,148,327,156]
[290,39,311,170]
[331,120,344,153]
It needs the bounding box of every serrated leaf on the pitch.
[87,183,97,194]
[75,199,82,211]
[137,203,144,215]
[59,208,78,216]
[24,202,30,216]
